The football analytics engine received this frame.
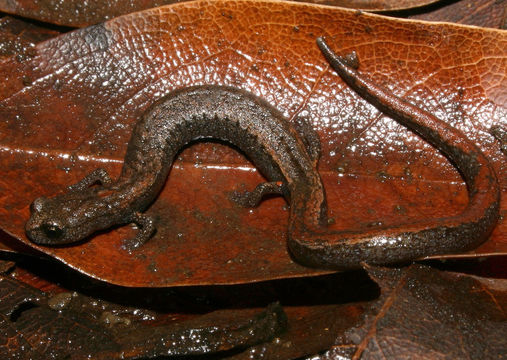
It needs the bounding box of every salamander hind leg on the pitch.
[121,212,156,251]
[230,181,287,207]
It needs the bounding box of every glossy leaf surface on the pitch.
[0,0,505,286]
[0,270,287,359]
[3,257,375,359]
[0,16,60,62]
[0,0,442,27]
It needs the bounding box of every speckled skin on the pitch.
[25,39,499,269]
[25,85,327,251]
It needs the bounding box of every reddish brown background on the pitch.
[0,0,505,286]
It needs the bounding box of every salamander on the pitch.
[25,38,499,269]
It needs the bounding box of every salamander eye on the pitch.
[41,223,64,241]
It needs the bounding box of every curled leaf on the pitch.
[0,0,443,27]
[0,273,287,359]
[410,0,507,29]
[319,264,507,358]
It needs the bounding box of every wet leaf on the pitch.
[0,259,15,274]
[0,16,60,62]
[2,252,505,358]
[0,254,380,359]
[0,0,443,27]
[0,230,35,255]
[0,272,287,359]
[0,0,505,286]
[227,304,366,360]
[317,264,507,359]
[322,0,442,11]
[0,0,180,27]
[409,0,507,29]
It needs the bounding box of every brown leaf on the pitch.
[227,304,366,360]
[0,229,37,255]
[0,0,180,27]
[0,272,287,359]
[409,0,507,29]
[0,0,443,27]
[321,0,441,11]
[3,254,379,359]
[0,1,505,286]
[0,16,60,62]
[0,259,15,274]
[317,264,507,359]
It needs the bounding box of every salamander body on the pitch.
[26,39,499,268]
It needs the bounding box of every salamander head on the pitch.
[25,189,112,245]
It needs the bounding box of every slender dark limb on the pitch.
[230,181,287,207]
[68,168,111,191]
[122,212,155,250]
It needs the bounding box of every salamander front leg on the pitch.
[122,212,155,251]
[230,181,287,207]
[68,168,112,191]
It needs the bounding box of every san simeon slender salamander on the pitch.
[26,38,500,269]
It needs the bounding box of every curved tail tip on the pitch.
[316,37,359,69]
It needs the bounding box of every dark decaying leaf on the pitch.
[316,264,507,359]
[0,0,505,287]
[0,0,444,27]
[0,0,181,28]
[0,272,288,359]
[2,257,506,359]
[0,256,382,359]
[0,16,60,62]
[227,304,366,360]
[409,0,507,30]
[0,259,15,274]
[316,0,442,11]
